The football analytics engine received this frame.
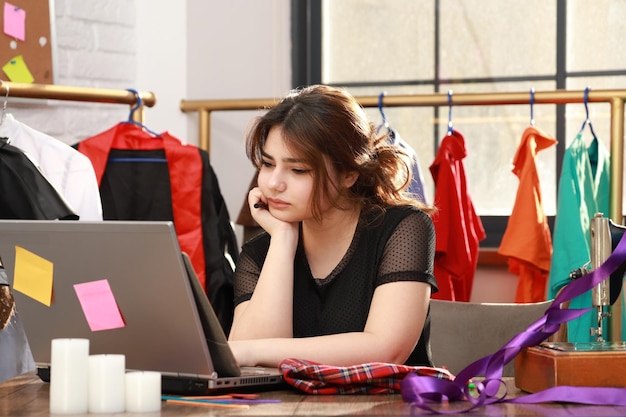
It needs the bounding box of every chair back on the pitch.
[429,299,552,376]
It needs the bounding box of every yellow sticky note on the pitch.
[12,246,54,306]
[2,55,34,83]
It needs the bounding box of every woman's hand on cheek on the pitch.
[248,188,297,237]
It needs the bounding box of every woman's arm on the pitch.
[229,188,300,340]
[228,229,298,340]
[230,280,431,367]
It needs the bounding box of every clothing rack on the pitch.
[181,88,626,223]
[0,81,156,123]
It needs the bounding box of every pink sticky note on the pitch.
[4,3,25,41]
[73,279,126,332]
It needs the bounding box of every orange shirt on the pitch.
[498,126,557,302]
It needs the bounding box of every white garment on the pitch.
[0,113,103,221]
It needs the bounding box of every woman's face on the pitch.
[257,126,317,223]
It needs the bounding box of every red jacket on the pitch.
[429,129,485,302]
[77,123,238,332]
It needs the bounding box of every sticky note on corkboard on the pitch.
[1,1,54,84]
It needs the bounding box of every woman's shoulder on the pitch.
[382,205,432,225]
[361,205,432,237]
[386,204,430,216]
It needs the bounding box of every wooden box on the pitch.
[514,343,626,393]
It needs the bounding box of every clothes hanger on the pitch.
[376,91,399,142]
[447,89,454,135]
[529,87,535,126]
[578,86,598,140]
[108,89,166,163]
[0,82,9,126]
[123,88,161,137]
[376,91,390,135]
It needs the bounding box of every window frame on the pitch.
[290,0,625,247]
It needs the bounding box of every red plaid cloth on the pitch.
[279,358,455,395]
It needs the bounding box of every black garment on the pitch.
[99,149,174,221]
[0,138,78,220]
[75,145,239,334]
[234,206,438,366]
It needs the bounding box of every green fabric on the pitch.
[547,133,611,342]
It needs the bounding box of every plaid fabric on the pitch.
[279,358,455,395]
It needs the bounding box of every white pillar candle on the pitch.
[88,354,126,413]
[49,338,90,415]
[125,371,162,413]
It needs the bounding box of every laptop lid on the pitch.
[180,252,241,378]
[0,220,216,378]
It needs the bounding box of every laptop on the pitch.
[0,220,283,395]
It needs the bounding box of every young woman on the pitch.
[228,85,438,368]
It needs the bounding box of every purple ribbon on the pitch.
[401,229,626,413]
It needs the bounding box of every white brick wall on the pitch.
[4,0,292,248]
[6,0,138,146]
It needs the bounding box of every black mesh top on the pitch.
[233,205,438,366]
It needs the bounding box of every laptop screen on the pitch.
[0,220,215,377]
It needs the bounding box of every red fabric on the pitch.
[279,358,455,395]
[77,124,207,288]
[429,130,485,302]
[431,266,455,301]
[498,126,556,302]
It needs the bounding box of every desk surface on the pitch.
[2,372,626,416]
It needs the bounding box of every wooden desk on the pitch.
[2,372,626,416]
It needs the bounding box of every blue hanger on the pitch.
[124,89,161,137]
[529,87,535,126]
[447,90,454,135]
[376,91,389,134]
[108,89,166,163]
[578,86,598,139]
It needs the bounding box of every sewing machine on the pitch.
[515,213,626,392]
[574,212,626,341]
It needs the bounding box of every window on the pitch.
[292,0,626,246]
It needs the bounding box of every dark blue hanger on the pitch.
[376,91,390,134]
[447,90,454,135]
[578,86,598,139]
[108,89,166,163]
[124,89,161,137]
[529,87,535,126]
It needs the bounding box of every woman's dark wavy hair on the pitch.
[245,84,435,222]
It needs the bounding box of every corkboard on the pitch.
[0,0,54,84]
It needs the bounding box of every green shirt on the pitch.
[547,133,611,342]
